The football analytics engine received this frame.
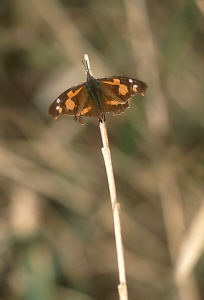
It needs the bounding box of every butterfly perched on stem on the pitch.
[48,55,147,125]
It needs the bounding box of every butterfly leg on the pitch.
[74,115,84,125]
[98,114,105,123]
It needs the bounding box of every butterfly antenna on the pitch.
[83,54,93,77]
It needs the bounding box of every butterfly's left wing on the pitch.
[98,76,147,115]
[48,82,87,119]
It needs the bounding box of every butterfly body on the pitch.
[48,62,147,124]
[85,75,104,118]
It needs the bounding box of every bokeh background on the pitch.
[0,0,204,299]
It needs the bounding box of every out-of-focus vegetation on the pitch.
[0,0,203,299]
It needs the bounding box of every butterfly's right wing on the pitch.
[98,76,147,116]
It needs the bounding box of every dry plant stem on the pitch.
[99,120,128,300]
[84,53,128,299]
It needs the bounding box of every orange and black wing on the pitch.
[48,82,87,119]
[98,76,147,115]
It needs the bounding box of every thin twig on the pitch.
[84,53,128,300]
[99,120,128,300]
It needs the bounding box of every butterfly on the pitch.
[48,56,147,125]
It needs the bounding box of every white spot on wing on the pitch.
[56,106,60,110]
[133,84,138,88]
[129,79,133,83]
[56,99,61,103]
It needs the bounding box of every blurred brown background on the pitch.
[0,0,204,299]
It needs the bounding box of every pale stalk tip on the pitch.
[84,53,91,73]
[84,53,89,61]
